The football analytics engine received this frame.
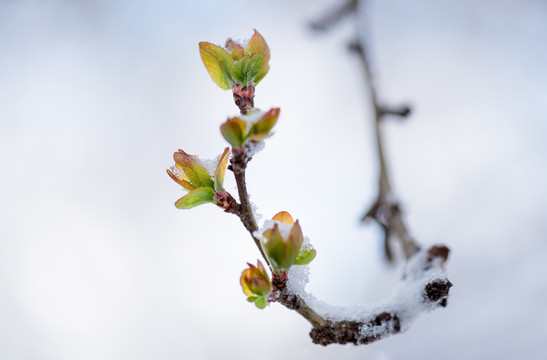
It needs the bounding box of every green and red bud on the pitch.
[220,108,280,149]
[167,147,233,209]
[225,39,245,61]
[199,30,271,91]
[261,212,317,273]
[240,260,272,309]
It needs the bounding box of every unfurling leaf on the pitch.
[199,42,234,89]
[245,30,270,84]
[232,54,263,85]
[232,55,250,83]
[174,187,215,209]
[240,260,271,298]
[246,54,263,82]
[255,297,267,309]
[214,147,230,192]
[294,247,317,265]
[173,150,214,189]
[225,39,245,61]
[272,210,294,225]
[166,165,195,192]
[285,221,304,264]
[220,117,247,148]
[248,107,279,141]
[263,225,287,270]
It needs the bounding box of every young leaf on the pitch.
[255,296,267,309]
[199,42,235,90]
[225,39,245,61]
[246,54,263,83]
[293,247,317,265]
[232,55,250,84]
[285,221,304,266]
[249,107,279,141]
[220,117,247,148]
[174,187,215,209]
[166,166,195,192]
[263,225,287,271]
[247,296,259,302]
[245,30,270,84]
[214,147,230,192]
[272,211,294,225]
[173,150,214,189]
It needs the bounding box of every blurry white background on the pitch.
[1,0,546,359]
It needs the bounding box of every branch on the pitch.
[226,143,273,270]
[312,0,419,261]
[309,0,358,31]
[345,13,419,261]
[276,244,451,345]
[227,132,451,344]
[216,12,452,344]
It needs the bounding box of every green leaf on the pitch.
[199,42,234,90]
[293,247,317,265]
[232,54,263,85]
[173,150,214,189]
[285,221,304,267]
[248,107,279,141]
[245,30,270,84]
[246,54,262,83]
[253,63,270,85]
[232,55,250,84]
[263,225,288,271]
[166,167,195,192]
[247,296,258,302]
[220,117,247,148]
[255,296,267,309]
[174,187,215,209]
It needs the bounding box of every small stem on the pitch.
[230,147,271,270]
[233,170,257,233]
[350,39,420,260]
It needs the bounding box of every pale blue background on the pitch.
[1,0,546,359]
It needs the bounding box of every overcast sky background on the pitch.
[1,0,546,359]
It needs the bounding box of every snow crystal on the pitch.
[256,218,294,241]
[197,152,226,177]
[287,261,311,295]
[225,38,250,50]
[197,158,216,177]
[245,140,265,158]
[242,109,266,131]
[169,165,184,180]
[248,195,263,223]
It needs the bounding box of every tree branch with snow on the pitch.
[166,18,452,345]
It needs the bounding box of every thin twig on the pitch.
[347,19,419,261]
[309,0,358,31]
[228,146,272,270]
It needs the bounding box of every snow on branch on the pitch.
[272,245,451,345]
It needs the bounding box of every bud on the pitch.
[240,260,272,309]
[220,108,280,149]
[167,147,232,209]
[225,39,245,61]
[261,212,316,272]
[199,30,271,91]
[262,216,303,272]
